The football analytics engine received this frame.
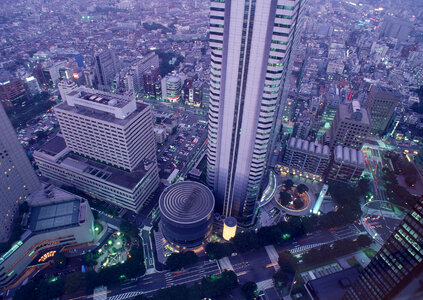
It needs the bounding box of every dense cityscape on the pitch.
[0,0,422,299]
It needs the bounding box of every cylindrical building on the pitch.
[223,216,237,241]
[159,181,215,249]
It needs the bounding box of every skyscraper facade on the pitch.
[343,197,423,300]
[207,0,306,223]
[55,87,156,172]
[366,85,400,136]
[328,101,370,150]
[0,105,40,241]
[94,49,119,91]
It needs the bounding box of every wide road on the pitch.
[98,224,364,300]
[100,260,220,300]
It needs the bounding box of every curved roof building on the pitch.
[159,181,215,249]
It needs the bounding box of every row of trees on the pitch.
[387,152,419,187]
[272,235,371,294]
[134,270,238,300]
[302,235,372,265]
[142,22,174,34]
[205,242,234,260]
[272,251,298,296]
[156,50,185,77]
[204,181,368,258]
[14,246,146,300]
[165,250,198,271]
[383,167,420,209]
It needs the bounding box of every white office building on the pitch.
[207,0,306,223]
[55,87,156,171]
[35,87,159,212]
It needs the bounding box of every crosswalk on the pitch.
[107,291,142,300]
[290,243,326,254]
[218,256,234,271]
[256,279,274,291]
[265,245,280,271]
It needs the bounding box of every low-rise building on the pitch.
[0,187,95,288]
[281,137,330,182]
[34,136,158,213]
[327,145,365,185]
[154,126,167,144]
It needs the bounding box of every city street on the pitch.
[98,223,367,300]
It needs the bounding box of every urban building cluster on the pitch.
[0,0,422,299]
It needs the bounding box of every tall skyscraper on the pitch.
[380,16,412,43]
[343,197,423,300]
[94,49,119,91]
[207,0,306,223]
[366,85,400,136]
[0,105,40,241]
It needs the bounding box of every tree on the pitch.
[187,282,203,300]
[293,198,303,210]
[357,178,371,196]
[279,191,292,206]
[63,272,86,295]
[283,179,294,190]
[202,270,238,298]
[241,281,257,300]
[18,201,30,214]
[356,234,372,248]
[122,245,146,277]
[232,231,260,253]
[278,251,298,273]
[273,270,291,287]
[84,252,98,267]
[166,251,198,271]
[151,284,189,300]
[120,219,139,238]
[297,184,309,194]
[53,252,67,268]
[205,242,234,260]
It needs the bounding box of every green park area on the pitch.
[95,232,130,270]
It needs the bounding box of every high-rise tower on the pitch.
[207,0,306,223]
[94,49,119,91]
[366,85,400,136]
[343,197,423,300]
[0,105,40,241]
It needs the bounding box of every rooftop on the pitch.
[37,136,67,156]
[29,200,80,233]
[55,100,148,126]
[159,181,215,224]
[339,103,370,125]
[334,145,366,165]
[36,136,147,190]
[288,137,330,156]
[306,266,360,300]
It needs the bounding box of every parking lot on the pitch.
[154,107,208,181]
[16,110,59,149]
